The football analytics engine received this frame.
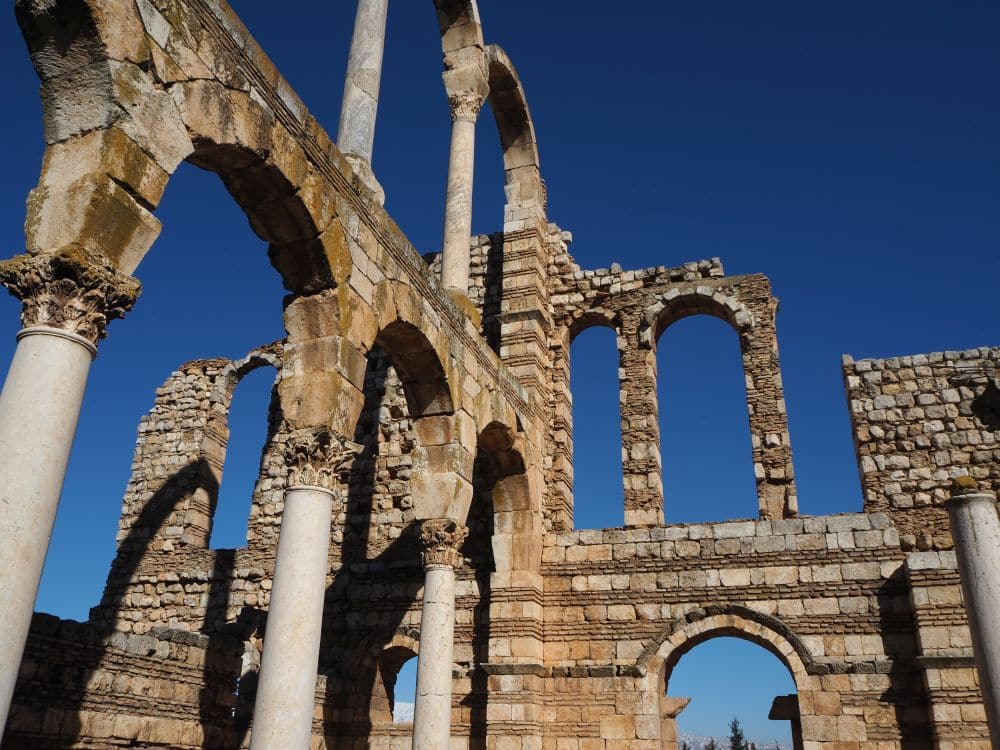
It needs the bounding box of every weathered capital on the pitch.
[448,90,486,123]
[419,518,468,569]
[284,427,363,491]
[0,248,141,343]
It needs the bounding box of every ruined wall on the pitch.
[845,347,1000,549]
[3,615,242,750]
[82,337,501,750]
[2,0,997,746]
[540,515,926,749]
[547,254,796,529]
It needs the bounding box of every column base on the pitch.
[446,288,483,329]
[344,155,385,205]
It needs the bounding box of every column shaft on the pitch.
[412,564,457,750]
[0,327,95,736]
[337,0,389,163]
[249,486,334,750]
[946,490,1000,746]
[440,117,477,295]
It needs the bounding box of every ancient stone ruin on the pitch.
[0,1,998,749]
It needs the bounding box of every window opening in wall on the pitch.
[472,100,509,237]
[393,655,417,723]
[667,637,797,750]
[571,325,625,529]
[658,315,756,523]
[209,366,275,549]
[375,647,418,724]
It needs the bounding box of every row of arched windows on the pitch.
[570,316,757,529]
[208,309,763,546]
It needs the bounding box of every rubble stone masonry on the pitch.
[0,0,995,748]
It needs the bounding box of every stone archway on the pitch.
[639,607,825,750]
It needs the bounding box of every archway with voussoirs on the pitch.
[645,610,816,750]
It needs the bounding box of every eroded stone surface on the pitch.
[0,0,996,749]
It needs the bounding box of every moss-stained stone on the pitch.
[2,0,994,748]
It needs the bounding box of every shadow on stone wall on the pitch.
[876,568,932,750]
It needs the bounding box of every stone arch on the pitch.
[633,287,796,521]
[367,281,474,521]
[170,81,351,296]
[563,314,626,528]
[375,322,454,420]
[567,308,620,346]
[16,0,188,276]
[638,605,815,688]
[208,345,283,416]
[486,45,544,207]
[641,288,755,348]
[647,607,814,750]
[371,634,420,725]
[476,422,540,574]
[369,280,458,419]
[17,0,351,299]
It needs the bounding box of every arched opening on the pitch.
[376,320,454,419]
[372,645,418,725]
[657,315,756,523]
[209,365,277,550]
[370,1,451,252]
[339,344,425,566]
[317,321,454,744]
[570,324,625,529]
[30,160,287,622]
[473,98,510,237]
[665,637,797,750]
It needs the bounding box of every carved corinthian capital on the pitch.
[284,427,363,491]
[419,518,468,569]
[0,248,141,343]
[448,91,485,123]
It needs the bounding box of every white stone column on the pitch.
[338,0,388,167]
[412,518,467,750]
[0,250,138,740]
[337,0,388,203]
[250,430,359,750]
[440,65,489,299]
[945,478,1000,746]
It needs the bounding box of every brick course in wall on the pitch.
[1,0,996,747]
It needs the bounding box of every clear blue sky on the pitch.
[0,1,997,741]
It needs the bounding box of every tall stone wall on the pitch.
[547,254,796,528]
[19,300,995,750]
[540,515,921,748]
[1,0,996,746]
